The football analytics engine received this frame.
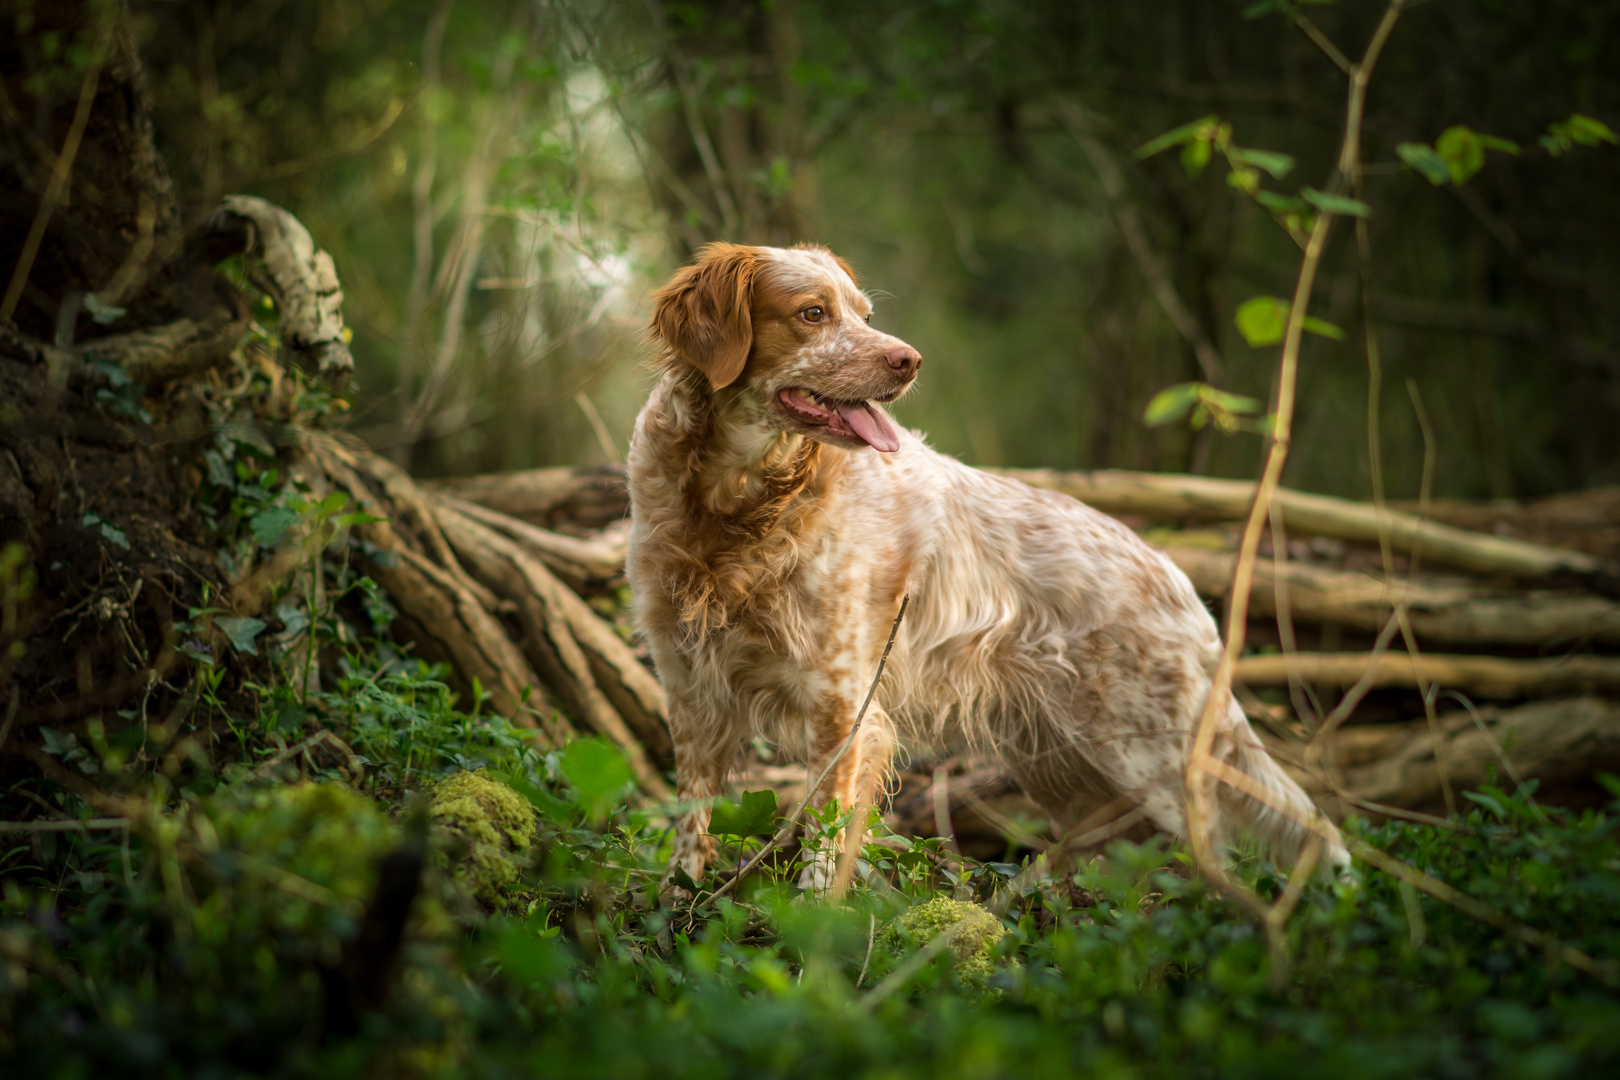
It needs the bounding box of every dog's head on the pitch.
[650,242,922,454]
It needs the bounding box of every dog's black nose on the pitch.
[885,346,922,377]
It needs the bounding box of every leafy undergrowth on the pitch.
[3,641,1620,1080]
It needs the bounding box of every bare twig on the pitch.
[0,818,130,834]
[1187,0,1406,904]
[698,596,909,909]
[1,16,112,324]
[394,0,454,465]
[1060,106,1224,382]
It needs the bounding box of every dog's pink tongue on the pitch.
[835,401,901,453]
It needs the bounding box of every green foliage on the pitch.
[7,632,1620,1077]
[1540,113,1618,157]
[709,788,780,839]
[1233,296,1344,348]
[1143,381,1265,434]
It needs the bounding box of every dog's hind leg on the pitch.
[1202,695,1351,875]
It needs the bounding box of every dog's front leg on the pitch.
[798,699,895,892]
[664,695,740,896]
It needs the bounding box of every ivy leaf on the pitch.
[215,616,268,656]
[250,506,299,549]
[1143,382,1203,426]
[1235,296,1290,347]
[709,789,779,837]
[1397,142,1453,186]
[82,513,130,550]
[1301,187,1372,218]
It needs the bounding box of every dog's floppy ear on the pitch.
[651,243,756,390]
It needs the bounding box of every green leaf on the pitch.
[1396,142,1453,186]
[1566,113,1618,147]
[709,789,779,837]
[1229,147,1294,179]
[1301,188,1372,218]
[1180,138,1212,176]
[1202,388,1262,416]
[1463,790,1508,820]
[40,727,78,757]
[1477,134,1520,155]
[1234,296,1290,347]
[558,737,634,822]
[1143,383,1202,426]
[1135,115,1219,160]
[250,506,299,549]
[215,616,268,656]
[83,513,130,550]
[1302,315,1346,341]
[1436,126,1485,184]
[1254,191,1309,214]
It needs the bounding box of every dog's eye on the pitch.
[863,313,871,324]
[802,306,823,323]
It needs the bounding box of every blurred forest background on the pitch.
[59,0,1620,495]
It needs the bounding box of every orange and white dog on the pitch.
[627,242,1348,887]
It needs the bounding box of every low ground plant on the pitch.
[3,639,1618,1078]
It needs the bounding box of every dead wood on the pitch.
[435,503,672,793]
[1001,468,1613,589]
[200,196,355,384]
[1263,695,1620,814]
[1163,544,1620,648]
[1235,651,1620,698]
[423,465,630,532]
[439,494,628,593]
[1397,486,1620,562]
[302,435,568,735]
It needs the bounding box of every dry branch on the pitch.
[423,465,630,532]
[440,494,627,592]
[1263,695,1620,812]
[435,503,672,793]
[1163,545,1620,648]
[1236,651,1620,698]
[302,434,568,736]
[1001,468,1611,587]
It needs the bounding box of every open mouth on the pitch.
[777,388,902,453]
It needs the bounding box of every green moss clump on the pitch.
[874,897,1012,992]
[429,770,538,908]
[207,782,399,934]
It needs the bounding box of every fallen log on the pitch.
[1235,650,1620,698]
[424,465,629,532]
[1163,545,1620,648]
[1000,468,1613,589]
[1264,695,1620,814]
